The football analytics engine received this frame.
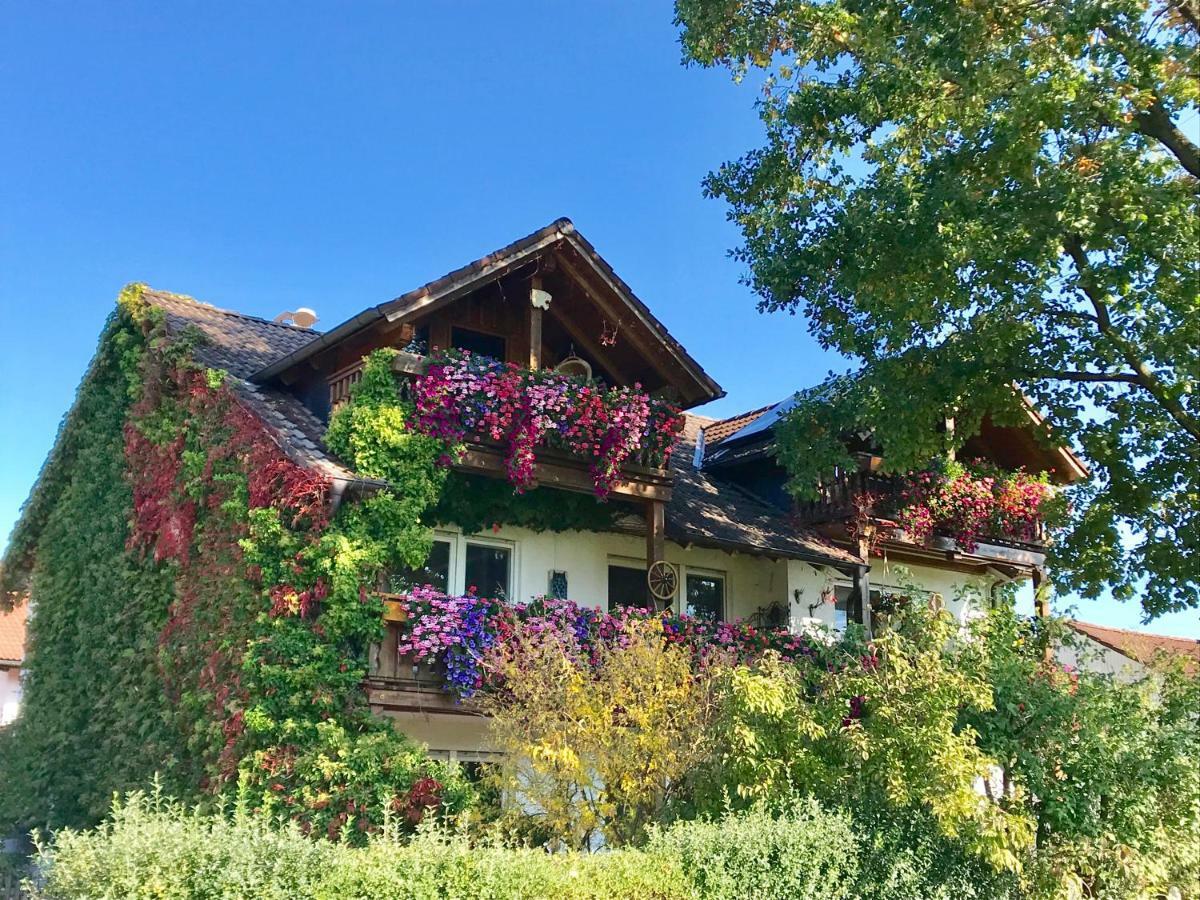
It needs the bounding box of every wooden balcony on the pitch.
[795,463,1048,555]
[327,351,674,503]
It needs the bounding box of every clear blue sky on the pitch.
[1,1,1194,638]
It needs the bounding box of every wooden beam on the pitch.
[454,445,673,502]
[646,499,666,567]
[529,275,544,370]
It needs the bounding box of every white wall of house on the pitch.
[1056,635,1146,681]
[387,526,1012,756]
[0,665,21,726]
[429,523,1002,628]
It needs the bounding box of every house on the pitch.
[4,218,1083,764]
[1059,619,1200,680]
[0,601,26,726]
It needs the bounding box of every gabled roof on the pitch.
[1068,619,1200,673]
[0,600,27,666]
[251,219,723,408]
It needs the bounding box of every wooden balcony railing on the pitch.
[794,464,1048,549]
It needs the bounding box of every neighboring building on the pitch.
[4,218,1086,760]
[1059,619,1200,680]
[0,601,26,726]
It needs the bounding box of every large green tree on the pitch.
[676,0,1199,617]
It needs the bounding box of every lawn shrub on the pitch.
[646,801,859,900]
[27,793,873,900]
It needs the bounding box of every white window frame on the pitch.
[682,566,727,621]
[458,534,517,600]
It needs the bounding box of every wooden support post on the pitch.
[529,275,544,371]
[852,564,873,639]
[646,499,665,567]
[1032,565,1052,663]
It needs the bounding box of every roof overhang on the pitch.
[252,219,724,408]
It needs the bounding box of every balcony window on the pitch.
[608,564,652,611]
[387,538,452,593]
[685,571,725,622]
[451,327,506,361]
[465,541,512,600]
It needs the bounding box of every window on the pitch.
[451,327,506,361]
[465,542,511,599]
[386,539,451,593]
[608,564,652,611]
[685,572,725,622]
[833,585,853,632]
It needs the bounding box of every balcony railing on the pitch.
[794,462,1049,550]
[327,350,681,502]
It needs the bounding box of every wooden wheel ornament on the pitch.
[646,560,679,604]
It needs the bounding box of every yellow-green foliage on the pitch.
[481,619,720,849]
[698,609,1035,873]
[27,790,866,900]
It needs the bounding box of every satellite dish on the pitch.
[274,308,319,328]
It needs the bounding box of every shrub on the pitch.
[646,802,859,900]
[28,792,874,900]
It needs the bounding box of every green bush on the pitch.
[28,793,873,900]
[647,801,858,900]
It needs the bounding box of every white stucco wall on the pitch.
[0,665,21,726]
[1056,635,1146,681]
[387,525,1015,756]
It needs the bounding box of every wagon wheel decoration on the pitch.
[646,560,679,607]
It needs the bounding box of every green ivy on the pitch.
[0,291,470,842]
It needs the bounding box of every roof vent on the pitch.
[274,308,318,329]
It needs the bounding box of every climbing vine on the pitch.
[1,289,470,840]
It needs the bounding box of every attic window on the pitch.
[451,327,506,361]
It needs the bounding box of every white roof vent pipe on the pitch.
[274,308,319,329]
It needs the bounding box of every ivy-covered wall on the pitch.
[0,288,470,838]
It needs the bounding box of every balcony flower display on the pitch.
[412,350,685,497]
[392,587,826,699]
[896,459,1053,552]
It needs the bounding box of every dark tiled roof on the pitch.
[1068,620,1200,673]
[146,289,364,485]
[144,290,320,379]
[669,416,859,566]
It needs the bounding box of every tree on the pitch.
[959,608,1200,898]
[693,608,1035,874]
[479,619,720,850]
[676,0,1199,617]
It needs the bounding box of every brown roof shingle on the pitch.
[144,290,320,379]
[0,600,28,665]
[669,416,859,566]
[1068,620,1200,673]
[702,404,776,447]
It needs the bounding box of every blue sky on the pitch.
[1,1,1194,638]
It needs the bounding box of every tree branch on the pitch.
[1064,235,1200,443]
[1024,369,1143,385]
[1134,102,1200,178]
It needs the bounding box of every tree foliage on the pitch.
[693,609,1035,873]
[676,0,1200,617]
[480,619,721,850]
